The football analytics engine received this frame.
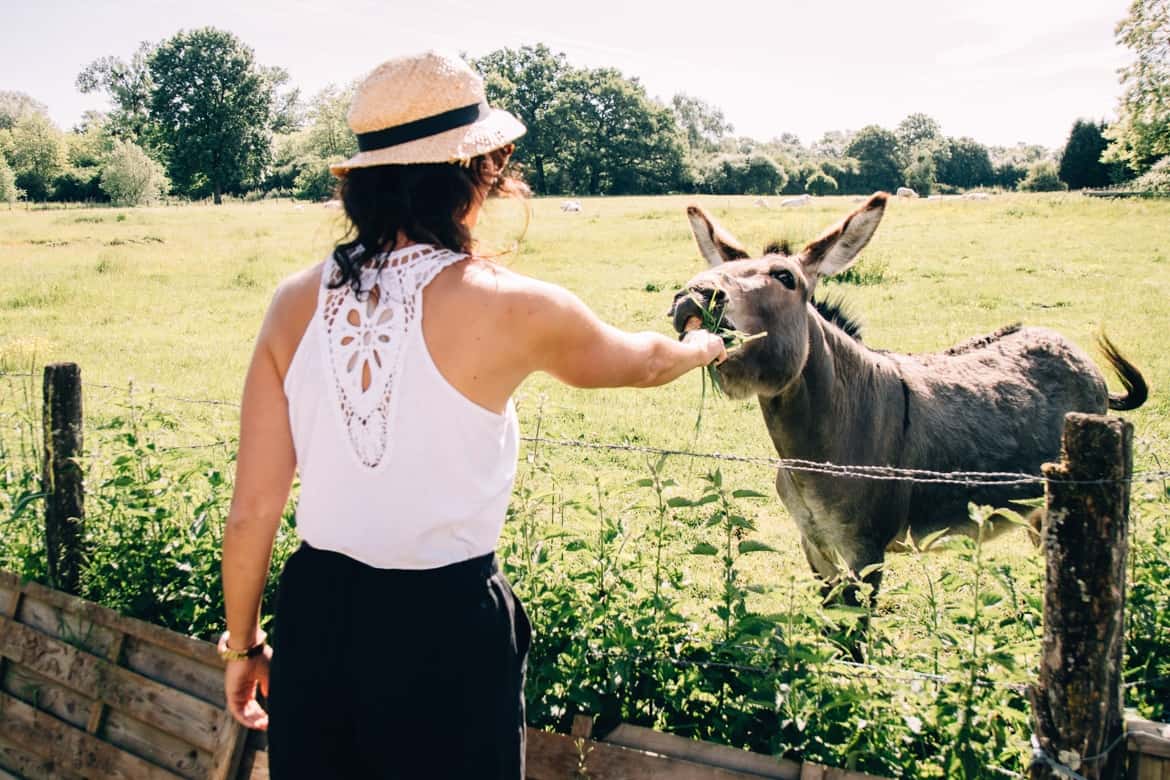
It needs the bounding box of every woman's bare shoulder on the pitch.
[463,257,572,307]
[261,261,326,367]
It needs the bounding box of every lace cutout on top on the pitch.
[320,245,467,468]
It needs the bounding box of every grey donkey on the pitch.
[670,192,1147,606]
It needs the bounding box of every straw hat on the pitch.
[330,51,526,175]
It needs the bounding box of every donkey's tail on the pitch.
[1097,332,1148,411]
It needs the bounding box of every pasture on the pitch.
[1,193,1168,777]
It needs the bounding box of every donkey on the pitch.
[670,192,1147,605]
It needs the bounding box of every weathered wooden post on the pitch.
[42,362,85,595]
[1030,412,1132,780]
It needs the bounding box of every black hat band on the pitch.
[355,101,491,152]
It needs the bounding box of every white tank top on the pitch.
[283,244,520,569]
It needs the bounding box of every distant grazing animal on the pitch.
[670,193,1147,606]
[780,195,811,208]
[754,197,770,209]
[896,186,919,198]
[561,200,582,213]
[323,199,342,209]
[964,192,991,201]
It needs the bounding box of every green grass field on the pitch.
[2,192,1167,558]
[1,193,1168,775]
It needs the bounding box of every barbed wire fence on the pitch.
[4,370,1169,488]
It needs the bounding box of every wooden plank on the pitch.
[87,632,126,734]
[0,616,225,753]
[527,728,806,780]
[17,593,118,657]
[0,690,182,780]
[208,709,249,780]
[572,714,595,738]
[1132,753,1162,780]
[3,662,93,729]
[604,723,800,779]
[0,732,85,780]
[0,588,21,619]
[122,635,225,707]
[237,746,268,780]
[103,709,214,779]
[1128,718,1170,760]
[800,764,878,780]
[0,573,221,668]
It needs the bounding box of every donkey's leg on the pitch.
[799,536,839,602]
[800,536,885,607]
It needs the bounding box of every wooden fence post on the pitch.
[1030,412,1132,780]
[42,362,85,595]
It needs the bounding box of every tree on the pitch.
[702,153,786,194]
[100,140,168,205]
[903,152,936,196]
[843,125,902,193]
[0,157,19,205]
[8,113,65,201]
[76,43,156,143]
[1059,119,1114,189]
[1019,160,1068,191]
[305,84,357,159]
[148,28,276,203]
[805,169,838,195]
[0,91,48,131]
[1104,0,1170,175]
[671,93,733,154]
[473,45,571,195]
[935,136,994,189]
[896,112,943,166]
[550,67,687,195]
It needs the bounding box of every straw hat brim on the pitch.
[330,108,526,175]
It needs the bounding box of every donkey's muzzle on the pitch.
[669,287,728,337]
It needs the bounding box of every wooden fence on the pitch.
[1,362,1167,779]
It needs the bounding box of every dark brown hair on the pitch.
[330,146,525,295]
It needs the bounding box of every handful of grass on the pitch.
[685,290,767,435]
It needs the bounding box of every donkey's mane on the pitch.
[763,238,794,256]
[943,323,1023,355]
[813,295,863,342]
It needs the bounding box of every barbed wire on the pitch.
[521,435,1170,488]
[6,364,1168,488]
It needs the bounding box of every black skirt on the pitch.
[266,542,531,779]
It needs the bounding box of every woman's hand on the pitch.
[682,320,727,366]
[224,648,273,730]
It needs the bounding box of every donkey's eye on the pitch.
[769,269,796,289]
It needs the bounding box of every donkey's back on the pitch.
[895,324,1145,535]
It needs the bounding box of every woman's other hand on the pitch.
[225,648,273,729]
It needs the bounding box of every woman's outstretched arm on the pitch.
[515,277,725,388]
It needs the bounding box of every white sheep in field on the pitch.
[753,197,770,208]
[780,194,811,208]
[561,200,582,213]
[896,187,919,198]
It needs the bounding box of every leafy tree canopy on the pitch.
[1105,0,1170,174]
[844,125,903,193]
[1059,119,1114,189]
[148,27,277,202]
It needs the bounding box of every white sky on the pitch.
[1,0,1131,149]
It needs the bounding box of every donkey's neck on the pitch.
[760,314,898,464]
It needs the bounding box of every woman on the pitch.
[220,50,725,779]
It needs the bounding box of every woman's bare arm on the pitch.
[513,277,724,388]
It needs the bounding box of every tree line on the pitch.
[1,1,1166,206]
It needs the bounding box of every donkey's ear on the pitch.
[800,192,887,284]
[687,205,750,267]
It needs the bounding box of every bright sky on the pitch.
[3,0,1131,149]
